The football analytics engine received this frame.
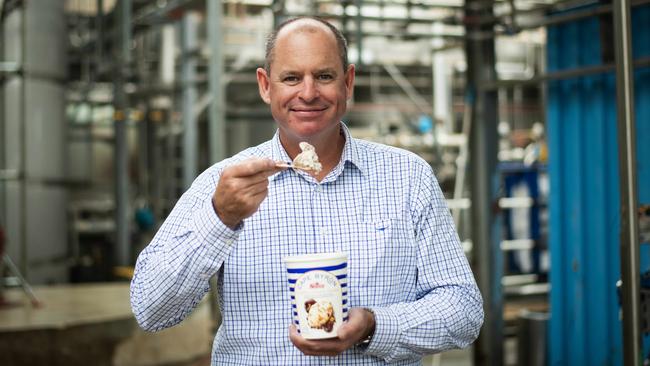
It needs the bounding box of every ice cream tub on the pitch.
[284,252,348,339]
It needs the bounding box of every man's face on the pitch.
[256,23,355,142]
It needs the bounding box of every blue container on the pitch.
[547,5,650,365]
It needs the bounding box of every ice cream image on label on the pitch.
[305,299,336,332]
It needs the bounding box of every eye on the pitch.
[282,75,300,84]
[317,73,334,81]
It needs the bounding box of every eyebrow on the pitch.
[276,68,340,80]
[276,71,295,79]
[314,68,338,76]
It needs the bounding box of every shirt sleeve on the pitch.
[130,166,240,332]
[363,163,484,362]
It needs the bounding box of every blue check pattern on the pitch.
[130,123,483,365]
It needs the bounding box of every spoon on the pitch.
[275,162,316,172]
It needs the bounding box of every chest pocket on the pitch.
[338,218,416,307]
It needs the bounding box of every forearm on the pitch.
[130,198,238,331]
[364,283,484,362]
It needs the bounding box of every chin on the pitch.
[287,122,329,137]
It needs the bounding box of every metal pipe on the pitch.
[452,91,472,226]
[382,63,431,115]
[0,62,20,73]
[3,254,40,306]
[133,0,194,26]
[208,0,227,164]
[0,3,5,246]
[181,12,198,189]
[613,0,642,363]
[314,0,465,10]
[286,0,650,41]
[479,56,650,90]
[516,0,650,30]
[0,169,20,180]
[286,12,455,25]
[114,0,131,266]
[354,0,363,67]
[96,0,103,68]
[19,0,27,277]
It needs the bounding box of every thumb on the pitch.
[336,318,357,341]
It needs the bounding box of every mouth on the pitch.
[290,106,328,118]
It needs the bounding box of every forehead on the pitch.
[277,19,335,41]
[272,21,341,71]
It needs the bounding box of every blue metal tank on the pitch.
[547,4,650,365]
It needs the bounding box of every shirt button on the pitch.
[314,185,322,193]
[320,227,328,236]
[225,239,234,245]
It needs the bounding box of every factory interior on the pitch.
[0,0,649,365]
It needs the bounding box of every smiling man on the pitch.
[130,17,483,366]
[256,18,355,181]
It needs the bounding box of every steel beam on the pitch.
[613,0,642,364]
[114,0,131,266]
[464,1,502,365]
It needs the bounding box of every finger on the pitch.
[221,172,269,196]
[289,325,330,356]
[289,324,303,348]
[289,326,346,356]
[245,169,279,184]
[228,158,277,177]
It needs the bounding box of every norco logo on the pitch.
[310,282,324,289]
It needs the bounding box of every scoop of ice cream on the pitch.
[306,300,334,329]
[293,142,322,174]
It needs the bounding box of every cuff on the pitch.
[191,201,242,256]
[362,306,401,360]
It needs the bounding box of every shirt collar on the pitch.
[269,122,365,180]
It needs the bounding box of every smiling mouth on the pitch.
[291,107,327,113]
[290,107,328,118]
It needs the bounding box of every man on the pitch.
[131,17,483,365]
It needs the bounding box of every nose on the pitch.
[298,77,319,102]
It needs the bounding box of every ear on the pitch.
[344,64,355,100]
[256,67,271,104]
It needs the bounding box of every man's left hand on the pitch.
[289,307,375,356]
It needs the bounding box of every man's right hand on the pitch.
[212,158,285,229]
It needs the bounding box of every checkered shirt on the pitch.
[130,123,483,365]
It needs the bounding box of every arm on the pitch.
[363,165,484,362]
[130,158,284,331]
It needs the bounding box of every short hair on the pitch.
[264,16,348,73]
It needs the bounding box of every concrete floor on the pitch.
[1,283,527,366]
[0,283,213,366]
[423,338,519,366]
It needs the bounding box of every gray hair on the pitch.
[264,16,348,73]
